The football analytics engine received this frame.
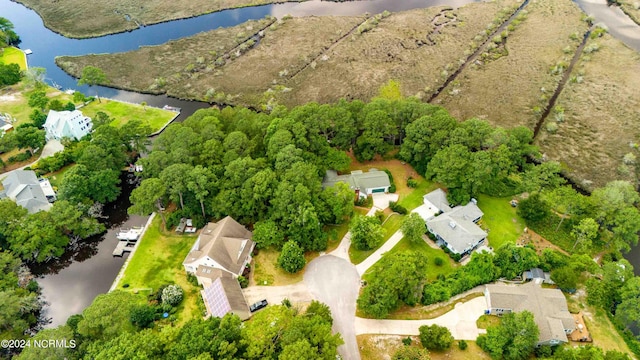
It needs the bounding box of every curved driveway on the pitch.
[304,255,361,360]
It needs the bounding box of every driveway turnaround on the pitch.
[305,255,361,360]
[242,282,313,306]
[366,193,399,216]
[354,296,488,340]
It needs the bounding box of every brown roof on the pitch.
[486,282,575,344]
[184,216,255,275]
[201,276,250,320]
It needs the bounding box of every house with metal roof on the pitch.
[321,169,391,198]
[201,276,251,321]
[423,189,486,255]
[183,216,255,278]
[43,109,92,141]
[1,170,53,213]
[484,282,576,346]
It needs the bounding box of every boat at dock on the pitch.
[162,105,181,112]
[116,227,143,241]
[112,241,135,257]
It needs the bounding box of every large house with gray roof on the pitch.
[484,282,575,346]
[183,216,255,278]
[43,109,92,141]
[322,169,391,199]
[1,170,53,213]
[423,188,487,255]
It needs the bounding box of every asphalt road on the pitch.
[304,255,361,360]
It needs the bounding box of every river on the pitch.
[2,0,640,327]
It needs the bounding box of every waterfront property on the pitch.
[43,109,92,141]
[422,189,487,255]
[484,282,575,346]
[322,169,391,199]
[183,216,255,279]
[1,170,53,213]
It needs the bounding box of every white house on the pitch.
[183,216,255,280]
[321,169,391,199]
[422,188,487,255]
[43,110,92,141]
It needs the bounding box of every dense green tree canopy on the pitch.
[477,311,539,360]
[350,215,384,251]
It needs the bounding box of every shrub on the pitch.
[434,257,444,266]
[459,339,468,350]
[389,184,397,193]
[375,210,385,223]
[546,122,558,133]
[161,285,184,306]
[389,201,408,215]
[237,275,249,288]
[402,337,412,346]
[419,324,453,351]
[186,273,199,287]
[130,304,156,329]
[407,178,418,188]
[277,240,306,273]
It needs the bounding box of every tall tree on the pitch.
[160,163,193,209]
[129,178,167,225]
[187,165,214,217]
[77,66,108,102]
[419,324,453,351]
[350,215,384,251]
[278,240,306,273]
[477,311,539,360]
[401,213,426,243]
[14,125,45,156]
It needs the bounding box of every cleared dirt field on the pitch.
[536,34,640,189]
[56,19,275,96]
[435,0,588,128]
[16,0,304,38]
[282,1,510,106]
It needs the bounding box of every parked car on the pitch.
[250,299,268,312]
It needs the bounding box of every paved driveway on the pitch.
[366,193,399,216]
[354,296,487,340]
[305,255,361,360]
[242,282,313,306]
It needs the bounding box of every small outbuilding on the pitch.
[321,169,391,199]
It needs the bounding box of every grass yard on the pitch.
[251,247,320,286]
[16,0,305,38]
[476,314,501,329]
[44,164,75,188]
[0,85,76,126]
[116,216,201,325]
[476,194,525,250]
[350,213,404,265]
[357,335,490,360]
[0,47,27,70]
[81,98,176,133]
[584,306,635,355]
[364,235,457,283]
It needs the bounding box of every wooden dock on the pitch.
[112,241,135,257]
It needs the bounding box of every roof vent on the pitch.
[449,221,457,229]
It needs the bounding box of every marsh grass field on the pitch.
[537,33,640,189]
[435,0,589,129]
[16,0,305,38]
[54,0,640,188]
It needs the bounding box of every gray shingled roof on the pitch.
[427,214,487,254]
[184,216,255,275]
[321,169,390,191]
[423,188,452,213]
[448,202,484,222]
[486,282,575,344]
[2,170,51,213]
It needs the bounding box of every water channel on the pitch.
[2,0,639,327]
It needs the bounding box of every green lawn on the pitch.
[116,216,201,325]
[350,213,404,265]
[477,194,525,250]
[364,235,457,282]
[44,164,75,188]
[397,178,438,211]
[0,47,27,70]
[82,99,176,133]
[324,207,368,252]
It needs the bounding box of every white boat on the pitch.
[116,227,143,241]
[24,49,32,55]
